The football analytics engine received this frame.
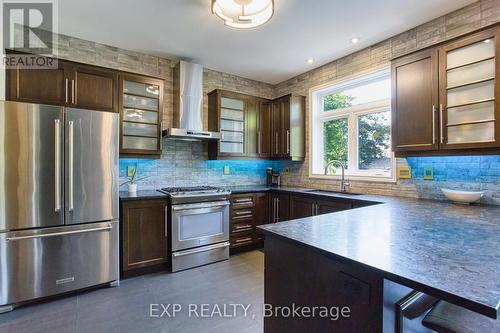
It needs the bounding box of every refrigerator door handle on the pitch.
[54,119,62,212]
[5,224,113,241]
[68,120,74,211]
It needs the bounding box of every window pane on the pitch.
[323,78,390,111]
[323,117,348,171]
[358,112,391,172]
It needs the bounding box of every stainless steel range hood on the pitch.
[163,61,221,140]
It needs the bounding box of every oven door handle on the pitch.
[172,242,230,257]
[172,201,230,212]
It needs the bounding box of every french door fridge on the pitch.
[0,101,119,312]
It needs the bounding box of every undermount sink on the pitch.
[304,189,364,196]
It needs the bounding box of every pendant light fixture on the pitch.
[211,0,274,29]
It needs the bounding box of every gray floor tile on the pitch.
[0,251,265,333]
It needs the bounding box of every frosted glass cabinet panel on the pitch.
[447,80,494,107]
[447,59,495,88]
[447,122,495,144]
[440,30,499,149]
[447,101,495,125]
[446,39,495,69]
[120,74,163,157]
[221,97,244,110]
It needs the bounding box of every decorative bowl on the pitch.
[441,188,484,204]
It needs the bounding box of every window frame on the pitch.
[309,68,396,182]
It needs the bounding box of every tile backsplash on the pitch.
[119,138,286,190]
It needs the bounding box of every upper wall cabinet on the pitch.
[119,73,164,158]
[391,25,500,155]
[392,48,439,153]
[6,57,118,112]
[271,94,305,161]
[439,28,500,150]
[208,90,305,161]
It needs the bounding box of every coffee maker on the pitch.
[266,168,281,186]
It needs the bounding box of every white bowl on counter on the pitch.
[441,188,484,204]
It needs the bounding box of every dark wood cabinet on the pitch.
[270,192,290,223]
[258,101,273,158]
[392,25,500,156]
[438,26,500,150]
[70,63,118,112]
[254,192,270,242]
[316,198,353,214]
[6,58,68,105]
[230,193,257,250]
[119,73,164,158]
[392,48,439,153]
[289,195,316,219]
[271,94,305,160]
[121,199,168,274]
[6,57,118,112]
[208,90,305,161]
[290,194,353,219]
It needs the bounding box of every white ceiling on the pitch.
[59,0,476,84]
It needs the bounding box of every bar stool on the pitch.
[395,290,439,332]
[422,300,500,333]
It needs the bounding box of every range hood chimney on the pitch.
[163,61,221,140]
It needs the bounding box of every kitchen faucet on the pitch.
[324,160,350,193]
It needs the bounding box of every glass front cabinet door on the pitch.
[119,74,164,157]
[439,27,500,149]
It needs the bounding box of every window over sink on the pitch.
[310,69,395,181]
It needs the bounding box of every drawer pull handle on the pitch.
[234,210,252,215]
[234,225,252,230]
[235,237,252,243]
[234,198,253,203]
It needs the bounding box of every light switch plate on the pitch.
[223,165,230,175]
[127,166,137,177]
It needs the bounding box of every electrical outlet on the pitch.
[423,166,434,180]
[127,166,137,177]
[223,165,230,175]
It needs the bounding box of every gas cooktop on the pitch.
[158,186,231,203]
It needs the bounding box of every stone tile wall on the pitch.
[17,0,500,201]
[275,0,500,204]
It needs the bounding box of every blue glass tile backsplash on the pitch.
[406,155,500,182]
[119,139,287,190]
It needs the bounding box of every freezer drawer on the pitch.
[0,221,119,307]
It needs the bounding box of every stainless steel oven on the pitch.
[171,200,230,251]
[159,186,231,272]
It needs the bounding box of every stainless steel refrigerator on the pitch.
[0,101,119,313]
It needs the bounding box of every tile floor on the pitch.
[0,251,264,333]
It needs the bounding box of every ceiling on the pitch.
[59,0,476,84]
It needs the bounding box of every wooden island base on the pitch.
[264,235,385,333]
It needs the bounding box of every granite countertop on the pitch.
[119,190,168,201]
[259,195,500,319]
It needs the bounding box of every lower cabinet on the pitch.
[230,192,271,250]
[254,192,270,242]
[290,194,353,219]
[270,192,290,222]
[289,195,316,219]
[120,199,168,275]
[230,191,377,254]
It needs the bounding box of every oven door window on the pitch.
[179,211,224,240]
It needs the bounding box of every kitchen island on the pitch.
[258,195,500,332]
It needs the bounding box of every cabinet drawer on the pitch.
[231,194,254,208]
[230,232,254,248]
[231,208,254,220]
[231,221,254,234]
